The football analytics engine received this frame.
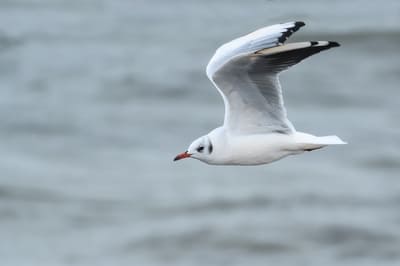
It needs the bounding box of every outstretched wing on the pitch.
[206,22,339,134]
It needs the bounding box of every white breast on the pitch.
[210,129,300,165]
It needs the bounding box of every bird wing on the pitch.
[206,21,339,134]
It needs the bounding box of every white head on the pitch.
[174,135,214,163]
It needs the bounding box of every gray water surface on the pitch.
[0,0,400,265]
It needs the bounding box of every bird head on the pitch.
[174,135,213,163]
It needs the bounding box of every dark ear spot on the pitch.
[208,142,213,153]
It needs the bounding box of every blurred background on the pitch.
[1,0,400,265]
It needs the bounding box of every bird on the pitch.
[174,21,346,165]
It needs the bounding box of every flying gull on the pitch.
[174,21,346,165]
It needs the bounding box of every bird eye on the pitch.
[197,146,204,153]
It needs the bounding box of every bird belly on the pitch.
[228,148,293,165]
[219,133,300,165]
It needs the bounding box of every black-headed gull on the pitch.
[174,21,346,165]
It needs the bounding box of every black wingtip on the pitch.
[309,41,341,48]
[328,41,340,47]
[294,21,306,29]
[278,21,306,44]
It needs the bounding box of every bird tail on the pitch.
[313,135,347,145]
[294,133,347,152]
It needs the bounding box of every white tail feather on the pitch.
[293,133,347,152]
[314,135,347,145]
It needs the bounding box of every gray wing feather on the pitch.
[213,58,292,134]
[212,41,340,134]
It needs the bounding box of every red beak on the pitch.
[173,151,191,161]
